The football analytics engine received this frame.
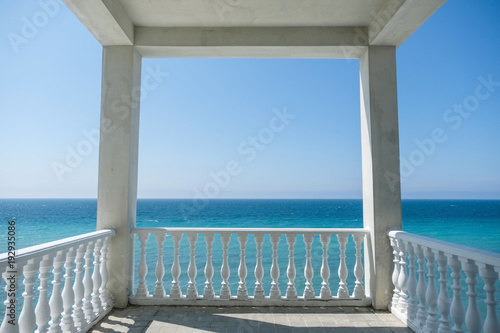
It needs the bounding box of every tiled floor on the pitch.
[91,306,413,333]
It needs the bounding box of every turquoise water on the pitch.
[1,199,499,252]
[0,199,499,326]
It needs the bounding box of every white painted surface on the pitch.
[96,46,142,308]
[360,46,402,310]
[389,231,500,333]
[0,230,114,333]
[130,228,370,306]
[63,0,446,53]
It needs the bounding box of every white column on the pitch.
[360,45,402,309]
[96,46,142,308]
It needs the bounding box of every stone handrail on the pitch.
[0,229,115,333]
[130,227,371,306]
[388,230,500,333]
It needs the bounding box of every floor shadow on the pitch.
[92,305,413,333]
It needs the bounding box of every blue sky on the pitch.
[0,1,499,199]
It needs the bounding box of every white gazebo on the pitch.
[3,1,500,332]
[62,0,446,309]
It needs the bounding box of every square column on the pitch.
[96,46,142,307]
[360,46,402,309]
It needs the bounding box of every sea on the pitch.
[0,199,499,324]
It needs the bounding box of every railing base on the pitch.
[389,306,421,333]
[129,296,372,307]
[80,304,114,333]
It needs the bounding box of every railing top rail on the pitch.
[132,227,369,235]
[0,228,115,268]
[388,230,500,268]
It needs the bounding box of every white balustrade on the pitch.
[61,247,76,332]
[0,229,115,333]
[337,233,349,299]
[82,242,95,323]
[36,256,51,333]
[352,234,365,299]
[448,255,465,333]
[19,260,37,333]
[397,239,408,313]
[285,234,297,300]
[253,233,265,300]
[303,233,315,300]
[237,233,248,300]
[319,234,332,299]
[388,230,500,333]
[436,251,451,333]
[136,232,150,298]
[99,236,112,309]
[462,259,482,333]
[73,245,86,329]
[91,239,103,315]
[405,241,417,321]
[170,232,182,299]
[269,233,281,300]
[220,233,231,300]
[48,251,64,333]
[203,233,215,299]
[415,244,428,328]
[153,233,166,298]
[186,233,198,299]
[129,228,370,306]
[390,236,400,309]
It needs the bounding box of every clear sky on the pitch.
[0,1,499,199]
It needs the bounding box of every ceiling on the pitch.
[62,0,447,58]
[119,0,388,27]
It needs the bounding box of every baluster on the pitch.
[285,233,297,300]
[136,232,150,297]
[220,233,231,300]
[390,237,400,309]
[1,268,20,332]
[153,233,167,298]
[254,233,265,300]
[406,241,417,322]
[36,256,51,333]
[19,260,37,333]
[48,251,65,333]
[352,233,365,299]
[303,233,315,299]
[186,233,198,299]
[237,233,249,300]
[436,251,451,333]
[478,263,499,333]
[461,259,482,333]
[415,245,428,328]
[448,255,465,333]
[72,244,86,329]
[203,233,215,299]
[397,238,408,313]
[424,246,439,332]
[61,247,76,332]
[269,233,281,300]
[170,232,182,299]
[319,233,332,299]
[91,239,103,314]
[99,236,112,308]
[82,241,95,323]
[337,233,349,299]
